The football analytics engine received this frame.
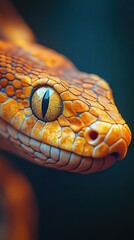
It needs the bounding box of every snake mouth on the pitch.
[0,117,130,174]
[57,152,118,174]
[0,118,118,174]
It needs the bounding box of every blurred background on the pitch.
[3,0,134,239]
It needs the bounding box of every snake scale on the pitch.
[0,1,132,240]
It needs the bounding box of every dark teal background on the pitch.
[10,0,134,239]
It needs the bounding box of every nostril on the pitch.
[110,152,119,159]
[89,130,98,140]
[84,127,101,145]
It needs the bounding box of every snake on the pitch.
[0,0,132,239]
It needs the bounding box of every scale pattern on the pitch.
[0,40,132,173]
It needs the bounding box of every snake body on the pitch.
[0,2,132,174]
[0,1,132,239]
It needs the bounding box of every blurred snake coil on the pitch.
[0,1,132,240]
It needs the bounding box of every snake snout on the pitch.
[84,122,132,160]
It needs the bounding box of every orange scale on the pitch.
[6,85,15,97]
[82,83,93,89]
[13,80,22,89]
[23,86,32,98]
[6,68,12,73]
[0,92,7,102]
[1,79,8,87]
[69,87,81,96]
[107,90,114,101]
[54,84,67,94]
[97,80,110,90]
[80,112,97,126]
[16,67,23,73]
[1,62,6,67]
[16,90,25,99]
[72,100,89,112]
[70,117,84,132]
[6,73,14,81]
[61,91,78,101]
[1,98,19,122]
[83,78,97,84]
[62,101,77,117]
[94,86,107,97]
[58,115,70,127]
[0,68,6,74]
[18,103,24,110]
[22,100,30,108]
[23,70,29,75]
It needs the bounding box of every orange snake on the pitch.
[0,1,132,240]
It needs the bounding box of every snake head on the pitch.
[0,42,132,173]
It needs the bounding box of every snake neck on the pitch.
[0,0,36,44]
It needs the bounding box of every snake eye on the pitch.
[30,86,62,122]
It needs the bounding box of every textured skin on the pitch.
[0,2,132,239]
[0,39,132,173]
[0,0,132,174]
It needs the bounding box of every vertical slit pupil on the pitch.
[42,89,50,118]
